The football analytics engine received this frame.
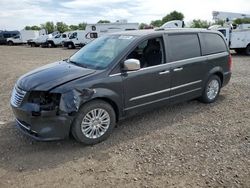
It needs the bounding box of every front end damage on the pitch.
[11,86,95,141]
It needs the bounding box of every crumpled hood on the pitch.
[17,61,95,91]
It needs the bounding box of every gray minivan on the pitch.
[10,29,232,144]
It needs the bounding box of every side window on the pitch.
[69,32,77,39]
[90,32,98,38]
[3,34,11,38]
[168,34,201,62]
[201,33,227,55]
[127,37,164,68]
[218,30,226,37]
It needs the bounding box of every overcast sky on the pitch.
[0,0,249,30]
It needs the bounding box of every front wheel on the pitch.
[8,41,13,46]
[199,75,221,103]
[71,100,116,145]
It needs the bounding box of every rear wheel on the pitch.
[71,100,116,145]
[245,45,250,56]
[199,75,221,103]
[68,43,75,49]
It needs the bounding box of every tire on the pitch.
[68,43,75,49]
[245,45,250,56]
[48,42,54,48]
[30,43,35,47]
[71,100,116,145]
[8,41,13,46]
[199,75,221,103]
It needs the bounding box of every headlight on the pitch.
[28,91,61,111]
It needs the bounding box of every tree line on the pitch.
[25,11,250,33]
[25,20,111,33]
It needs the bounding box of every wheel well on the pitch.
[49,41,54,45]
[94,97,119,122]
[214,72,223,85]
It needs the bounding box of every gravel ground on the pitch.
[0,46,249,188]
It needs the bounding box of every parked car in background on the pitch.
[46,31,71,47]
[63,30,88,49]
[211,24,250,55]
[64,21,139,49]
[28,31,59,47]
[7,30,39,45]
[10,29,231,145]
[0,30,20,45]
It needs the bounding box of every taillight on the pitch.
[228,54,232,71]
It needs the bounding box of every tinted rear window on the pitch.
[168,34,201,62]
[201,33,227,55]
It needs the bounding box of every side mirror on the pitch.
[123,59,140,71]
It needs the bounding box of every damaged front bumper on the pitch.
[12,105,73,141]
[10,86,95,141]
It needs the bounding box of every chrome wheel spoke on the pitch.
[207,80,219,100]
[81,108,110,139]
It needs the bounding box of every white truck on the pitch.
[64,21,139,49]
[160,20,184,29]
[7,30,39,45]
[28,31,60,47]
[63,30,86,49]
[211,11,250,55]
[214,26,250,55]
[46,31,71,47]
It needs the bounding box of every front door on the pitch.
[122,36,171,111]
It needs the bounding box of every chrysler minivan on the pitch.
[10,29,232,144]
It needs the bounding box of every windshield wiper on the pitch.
[67,59,89,68]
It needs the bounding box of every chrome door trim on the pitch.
[171,80,202,90]
[125,88,202,111]
[129,80,202,101]
[130,88,171,101]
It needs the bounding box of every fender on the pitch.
[204,66,224,84]
[59,87,123,119]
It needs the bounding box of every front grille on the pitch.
[11,86,26,107]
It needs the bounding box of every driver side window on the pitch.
[127,37,164,68]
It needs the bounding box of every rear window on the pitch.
[168,34,201,62]
[201,33,227,55]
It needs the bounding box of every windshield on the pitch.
[69,35,136,70]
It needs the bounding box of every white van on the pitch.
[7,30,39,45]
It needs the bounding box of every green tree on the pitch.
[214,20,225,26]
[69,25,79,30]
[97,20,110,23]
[25,25,41,30]
[78,22,87,30]
[150,20,162,27]
[234,18,250,24]
[56,22,69,33]
[190,19,211,28]
[162,11,184,24]
[41,21,55,33]
[25,26,31,30]
[139,23,148,29]
[30,25,41,30]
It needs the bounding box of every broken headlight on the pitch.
[28,91,61,111]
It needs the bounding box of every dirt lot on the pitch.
[0,46,249,187]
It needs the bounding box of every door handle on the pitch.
[173,67,183,72]
[159,70,170,75]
